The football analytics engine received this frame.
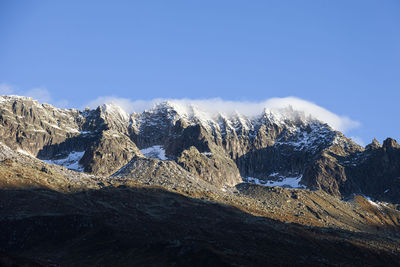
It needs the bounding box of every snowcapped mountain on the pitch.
[1,95,399,203]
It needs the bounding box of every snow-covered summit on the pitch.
[0,95,38,105]
[132,100,325,134]
[101,103,130,122]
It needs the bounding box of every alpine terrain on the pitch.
[1,95,400,266]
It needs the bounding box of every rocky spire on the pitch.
[365,138,382,150]
[383,138,400,150]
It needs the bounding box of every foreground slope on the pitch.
[2,186,400,267]
[1,142,400,266]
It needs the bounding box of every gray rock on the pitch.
[177,146,242,187]
[2,96,400,203]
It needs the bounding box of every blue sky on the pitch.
[1,0,399,145]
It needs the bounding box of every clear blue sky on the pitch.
[1,0,399,144]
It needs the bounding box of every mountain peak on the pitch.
[383,138,400,150]
[101,103,129,122]
[0,95,37,105]
[366,138,382,150]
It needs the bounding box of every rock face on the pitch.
[177,146,242,187]
[340,138,400,202]
[1,100,400,266]
[0,96,82,155]
[0,96,140,178]
[1,95,400,202]
[79,130,142,176]
[112,157,219,193]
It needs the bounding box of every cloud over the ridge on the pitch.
[0,82,69,108]
[350,136,365,146]
[86,96,360,133]
[24,87,52,103]
[0,83,15,94]
[23,87,70,108]
[264,97,360,133]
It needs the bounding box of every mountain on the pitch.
[1,95,400,266]
[1,95,399,202]
[1,135,400,266]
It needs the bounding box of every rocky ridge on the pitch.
[0,95,400,204]
[1,94,400,266]
[1,139,400,266]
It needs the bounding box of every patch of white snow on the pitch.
[244,174,305,189]
[102,103,129,121]
[43,151,85,172]
[140,145,168,160]
[362,195,383,209]
[17,149,33,157]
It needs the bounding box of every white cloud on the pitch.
[85,96,159,114]
[0,82,69,108]
[0,83,361,134]
[85,96,360,133]
[0,83,15,94]
[24,87,52,104]
[54,99,70,108]
[20,86,69,107]
[264,97,360,133]
[350,136,365,147]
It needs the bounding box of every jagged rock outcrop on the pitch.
[177,146,242,187]
[1,139,400,266]
[366,138,382,150]
[0,97,141,178]
[2,95,400,202]
[129,101,364,183]
[302,152,348,196]
[3,96,400,266]
[339,137,400,202]
[0,96,83,155]
[301,137,400,202]
[80,130,143,176]
[112,157,219,193]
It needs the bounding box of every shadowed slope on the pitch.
[1,186,400,267]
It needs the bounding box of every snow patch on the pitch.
[102,103,129,121]
[140,145,168,160]
[365,197,384,209]
[17,149,33,157]
[244,174,305,189]
[86,97,360,132]
[361,195,389,209]
[66,127,80,133]
[363,196,380,207]
[43,151,85,171]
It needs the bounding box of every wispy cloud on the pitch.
[264,97,360,133]
[23,87,70,108]
[350,136,365,147]
[86,96,361,133]
[0,82,69,108]
[85,96,157,114]
[2,84,360,133]
[0,83,15,94]
[24,87,52,103]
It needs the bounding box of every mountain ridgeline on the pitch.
[1,95,399,203]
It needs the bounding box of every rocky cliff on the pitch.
[1,95,400,266]
[0,95,399,203]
